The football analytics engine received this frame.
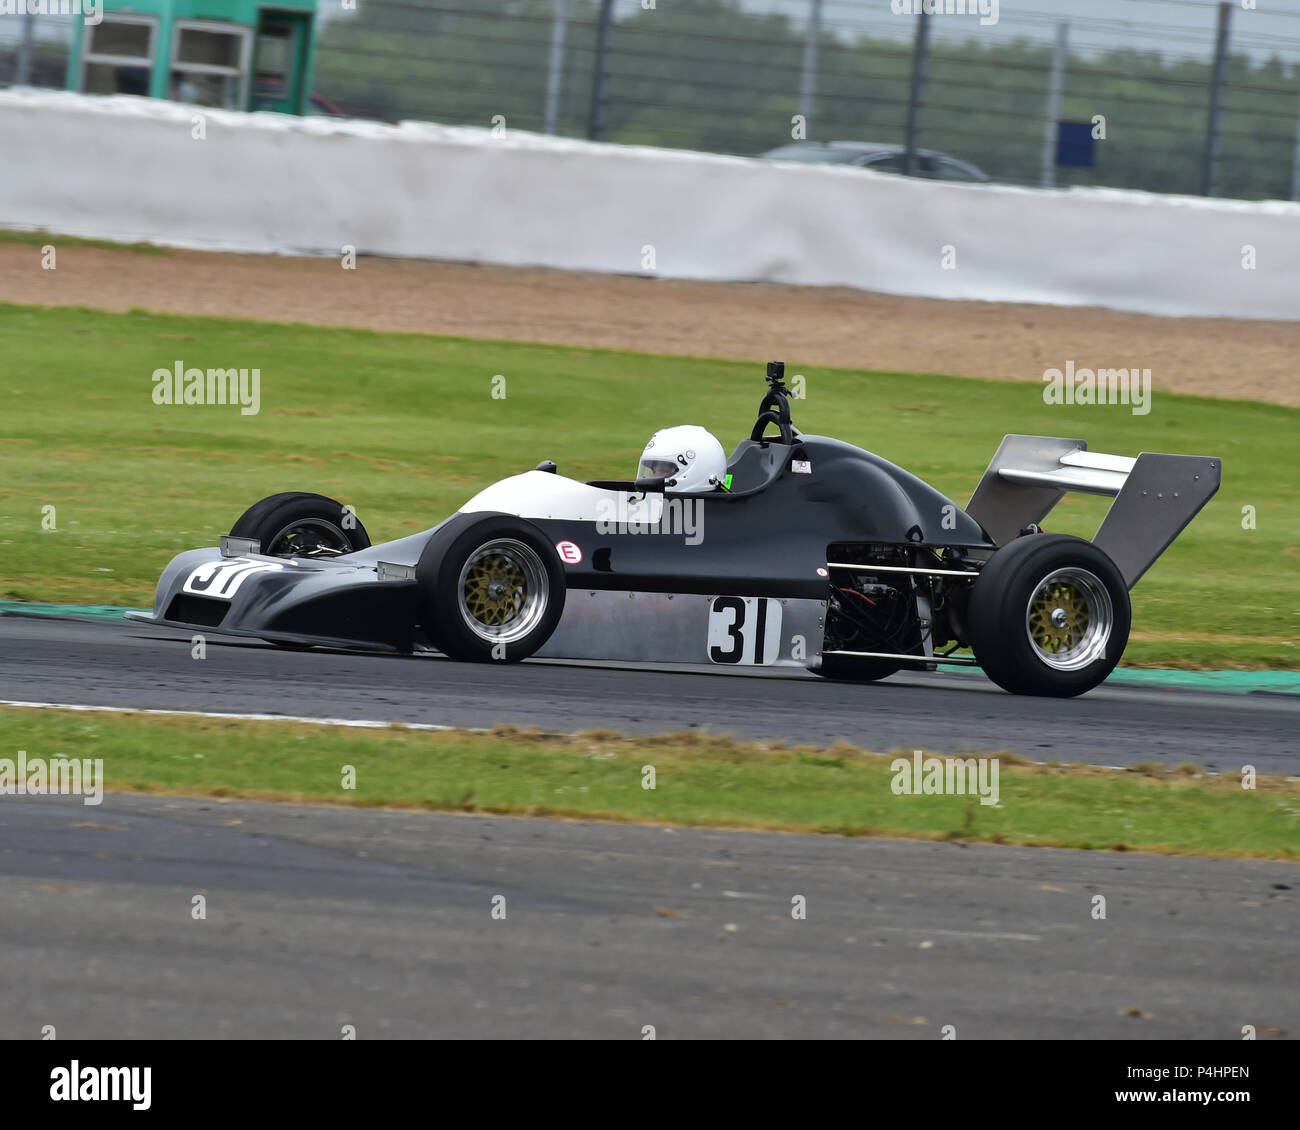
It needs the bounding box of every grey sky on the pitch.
[735,0,1300,62]
[9,1,1300,64]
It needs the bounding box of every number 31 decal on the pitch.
[707,597,783,665]
[183,558,283,600]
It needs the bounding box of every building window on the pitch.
[169,22,252,110]
[81,15,157,98]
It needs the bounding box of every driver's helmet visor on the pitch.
[638,458,680,480]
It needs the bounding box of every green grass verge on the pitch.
[0,302,1295,667]
[1,706,1294,859]
[0,229,172,255]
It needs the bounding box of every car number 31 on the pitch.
[183,559,284,600]
[707,597,783,665]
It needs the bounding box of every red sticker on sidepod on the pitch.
[556,541,583,564]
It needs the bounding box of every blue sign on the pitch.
[1056,121,1096,168]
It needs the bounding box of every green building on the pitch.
[66,0,319,116]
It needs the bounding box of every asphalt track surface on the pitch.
[2,614,1295,1039]
[0,616,1296,774]
[1,794,1295,1039]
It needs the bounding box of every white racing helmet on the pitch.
[637,425,727,493]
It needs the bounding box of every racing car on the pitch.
[128,363,1220,697]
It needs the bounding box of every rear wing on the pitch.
[966,435,1221,590]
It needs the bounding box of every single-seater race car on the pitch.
[129,363,1220,697]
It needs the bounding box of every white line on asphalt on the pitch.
[0,700,471,732]
[881,926,1043,942]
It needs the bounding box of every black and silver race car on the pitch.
[129,363,1220,697]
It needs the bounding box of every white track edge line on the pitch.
[0,700,474,732]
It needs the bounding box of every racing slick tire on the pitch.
[966,533,1130,698]
[230,492,370,558]
[417,513,566,663]
[813,655,900,683]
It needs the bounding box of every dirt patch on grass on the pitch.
[3,242,1296,405]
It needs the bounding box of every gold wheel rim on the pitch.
[1023,566,1113,672]
[462,553,527,627]
[455,538,549,644]
[1027,580,1089,654]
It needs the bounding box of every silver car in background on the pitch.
[762,140,990,183]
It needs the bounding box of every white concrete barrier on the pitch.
[3,88,1298,320]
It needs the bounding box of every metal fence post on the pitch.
[1291,92,1300,201]
[1202,1,1232,197]
[903,9,931,177]
[798,0,823,133]
[544,0,569,135]
[1040,21,1069,187]
[587,0,615,142]
[16,10,35,86]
